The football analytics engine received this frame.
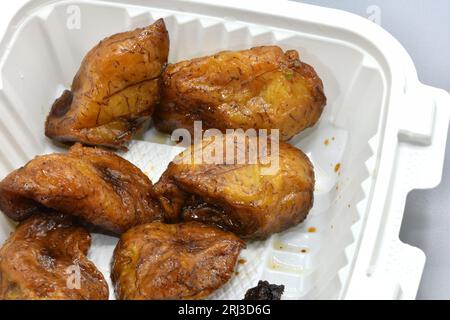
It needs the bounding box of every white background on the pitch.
[0,0,449,299]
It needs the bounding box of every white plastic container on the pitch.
[0,0,449,300]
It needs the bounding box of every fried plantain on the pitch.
[154,133,315,239]
[45,19,169,149]
[111,221,244,299]
[0,213,109,300]
[0,143,162,234]
[154,46,325,140]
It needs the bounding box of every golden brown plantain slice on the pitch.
[154,46,326,140]
[111,221,245,300]
[0,213,109,300]
[0,143,162,234]
[154,133,315,239]
[45,19,169,149]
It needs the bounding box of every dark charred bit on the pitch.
[243,281,285,300]
[98,166,125,192]
[49,90,73,118]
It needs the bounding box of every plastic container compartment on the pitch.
[0,0,449,300]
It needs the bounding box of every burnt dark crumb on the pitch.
[243,280,285,300]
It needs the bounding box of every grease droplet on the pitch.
[334,163,341,173]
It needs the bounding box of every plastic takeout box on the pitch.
[0,0,449,300]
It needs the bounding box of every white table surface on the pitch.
[0,0,449,300]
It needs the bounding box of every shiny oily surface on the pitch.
[45,19,169,149]
[0,143,162,234]
[112,221,245,299]
[155,133,315,239]
[155,46,326,140]
[0,213,109,300]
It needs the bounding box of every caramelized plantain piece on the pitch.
[0,213,109,300]
[111,221,245,300]
[45,19,169,149]
[154,46,325,140]
[154,133,315,239]
[0,144,162,234]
